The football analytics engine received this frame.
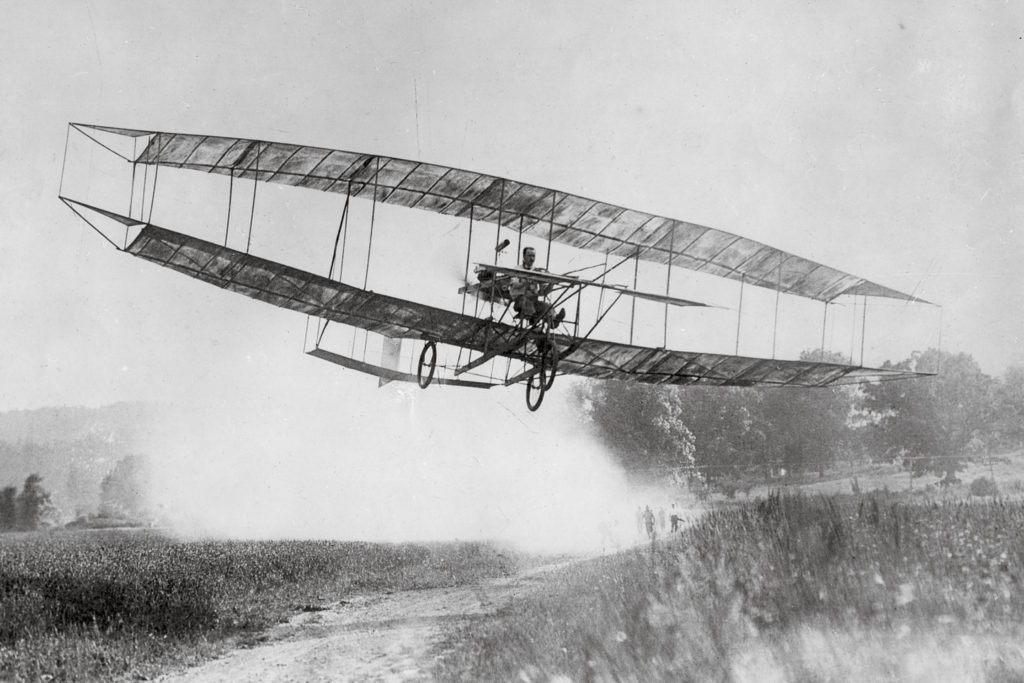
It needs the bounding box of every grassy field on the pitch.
[434,492,1024,682]
[0,530,519,681]
[7,488,1024,681]
[733,449,1024,502]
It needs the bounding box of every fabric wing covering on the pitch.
[124,222,923,387]
[83,125,924,304]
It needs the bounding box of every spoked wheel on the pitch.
[526,369,545,411]
[417,341,437,389]
[540,338,559,391]
[525,337,557,411]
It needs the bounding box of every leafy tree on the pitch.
[574,381,695,478]
[575,348,859,486]
[757,351,859,477]
[991,365,1024,449]
[99,455,149,519]
[760,387,852,476]
[16,474,56,530]
[862,349,995,478]
[0,486,16,531]
[670,386,766,483]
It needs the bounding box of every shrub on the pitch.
[969,476,999,497]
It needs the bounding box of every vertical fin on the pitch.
[378,337,403,388]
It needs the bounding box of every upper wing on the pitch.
[73,124,926,304]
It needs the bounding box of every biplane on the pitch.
[58,124,937,411]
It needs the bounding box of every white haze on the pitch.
[138,376,660,554]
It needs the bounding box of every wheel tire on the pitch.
[526,371,545,411]
[541,340,559,391]
[417,341,437,389]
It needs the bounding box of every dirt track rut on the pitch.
[159,560,578,682]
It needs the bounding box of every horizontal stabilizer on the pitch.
[462,264,713,308]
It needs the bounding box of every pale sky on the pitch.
[1,1,1021,544]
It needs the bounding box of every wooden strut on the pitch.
[517,215,523,261]
[489,182,506,384]
[546,191,555,270]
[363,158,380,290]
[629,252,639,345]
[507,214,522,383]
[772,255,783,359]
[454,320,524,376]
[596,253,609,321]
[224,170,234,247]
[849,296,857,365]
[457,205,475,370]
[461,207,474,316]
[736,274,745,356]
[495,182,505,258]
[574,289,581,338]
[484,270,498,357]
[147,158,159,224]
[860,294,868,366]
[359,159,381,360]
[664,229,674,349]
[340,183,353,280]
[504,365,542,386]
[317,188,352,349]
[488,182,507,331]
[140,154,149,225]
[328,189,352,281]
[129,138,137,223]
[125,140,140,249]
[820,301,828,361]
[246,142,259,254]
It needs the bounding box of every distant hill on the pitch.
[0,403,164,518]
[0,402,161,445]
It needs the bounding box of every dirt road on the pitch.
[159,559,579,683]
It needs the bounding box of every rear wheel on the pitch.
[526,371,545,411]
[526,340,557,411]
[417,341,437,388]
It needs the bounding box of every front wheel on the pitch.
[541,340,559,391]
[526,371,545,411]
[417,341,437,389]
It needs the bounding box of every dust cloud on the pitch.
[139,375,660,554]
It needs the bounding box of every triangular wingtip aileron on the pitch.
[60,197,145,227]
[834,280,933,305]
[71,123,156,138]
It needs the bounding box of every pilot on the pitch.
[510,247,565,327]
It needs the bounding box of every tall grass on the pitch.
[435,493,1024,682]
[0,530,517,681]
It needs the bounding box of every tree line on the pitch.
[0,455,149,532]
[0,474,56,531]
[575,348,1024,489]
